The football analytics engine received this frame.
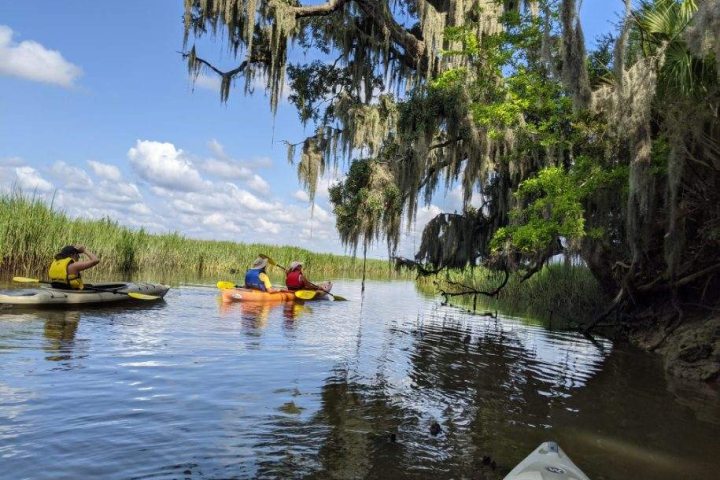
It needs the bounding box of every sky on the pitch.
[0,1,622,259]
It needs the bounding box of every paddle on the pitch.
[294,290,320,300]
[259,254,347,301]
[12,277,161,300]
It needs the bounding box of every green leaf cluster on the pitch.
[329,159,402,254]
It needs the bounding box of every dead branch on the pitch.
[437,266,509,300]
[582,287,627,335]
[392,256,443,276]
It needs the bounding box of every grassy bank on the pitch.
[420,263,610,328]
[0,193,407,283]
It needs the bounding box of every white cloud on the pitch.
[94,180,142,204]
[414,204,443,228]
[15,166,53,192]
[129,203,152,216]
[202,158,253,180]
[246,174,270,194]
[161,182,279,220]
[0,25,82,87]
[171,198,202,215]
[315,172,343,199]
[192,73,221,91]
[250,156,273,168]
[293,190,310,202]
[447,185,484,210]
[201,140,267,181]
[225,184,277,212]
[310,204,334,224]
[0,156,24,167]
[0,158,26,192]
[201,212,243,232]
[128,140,208,192]
[51,161,93,191]
[208,139,228,160]
[257,218,281,235]
[87,160,122,181]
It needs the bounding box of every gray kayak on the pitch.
[0,282,170,306]
[504,442,590,480]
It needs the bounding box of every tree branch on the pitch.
[392,256,443,276]
[292,0,349,17]
[438,265,510,299]
[287,0,425,63]
[181,51,268,81]
[354,0,425,62]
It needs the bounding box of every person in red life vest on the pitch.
[285,261,331,293]
[48,245,100,290]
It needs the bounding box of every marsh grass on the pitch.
[421,263,610,328]
[0,193,407,283]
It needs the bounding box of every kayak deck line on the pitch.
[0,282,170,306]
[220,286,332,303]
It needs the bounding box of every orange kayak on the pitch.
[221,287,296,303]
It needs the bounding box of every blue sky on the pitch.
[0,1,622,258]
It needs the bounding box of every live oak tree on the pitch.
[183,0,720,324]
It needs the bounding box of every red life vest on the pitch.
[286,270,304,290]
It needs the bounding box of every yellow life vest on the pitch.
[48,257,84,290]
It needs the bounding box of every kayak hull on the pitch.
[221,288,297,303]
[220,282,333,303]
[0,282,170,306]
[503,442,590,480]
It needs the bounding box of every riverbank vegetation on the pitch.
[184,0,719,314]
[0,193,406,282]
[184,0,719,379]
[420,263,610,328]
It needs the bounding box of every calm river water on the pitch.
[1,279,718,479]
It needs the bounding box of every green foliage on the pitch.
[183,1,720,306]
[428,263,611,328]
[634,0,717,97]
[329,159,403,255]
[492,158,629,256]
[587,33,615,87]
[492,167,584,254]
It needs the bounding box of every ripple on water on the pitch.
[0,280,717,480]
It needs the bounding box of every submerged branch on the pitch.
[438,266,510,300]
[582,287,627,335]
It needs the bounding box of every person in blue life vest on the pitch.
[244,257,283,292]
[48,245,100,290]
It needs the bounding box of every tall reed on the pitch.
[0,192,407,283]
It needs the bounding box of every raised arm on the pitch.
[67,245,100,274]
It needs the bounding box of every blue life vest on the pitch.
[244,268,266,291]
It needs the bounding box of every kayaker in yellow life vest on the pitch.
[48,245,100,290]
[244,257,283,292]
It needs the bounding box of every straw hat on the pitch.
[251,257,268,269]
[289,261,303,271]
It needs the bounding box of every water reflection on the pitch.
[246,309,612,479]
[0,280,717,480]
[218,300,312,330]
[42,310,81,363]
